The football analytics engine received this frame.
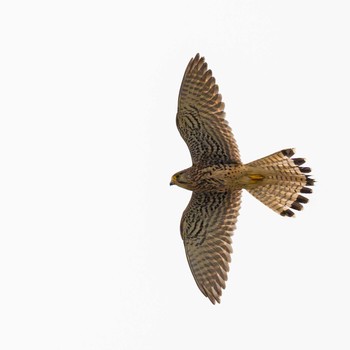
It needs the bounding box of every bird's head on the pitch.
[170,169,193,190]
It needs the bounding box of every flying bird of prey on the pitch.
[170,54,314,304]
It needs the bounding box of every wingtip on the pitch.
[208,295,220,305]
[193,53,205,65]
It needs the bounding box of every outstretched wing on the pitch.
[180,190,242,304]
[176,54,241,166]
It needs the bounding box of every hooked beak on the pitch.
[170,176,176,186]
[170,181,174,186]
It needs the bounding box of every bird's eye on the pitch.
[177,177,185,184]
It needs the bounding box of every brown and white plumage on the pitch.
[181,190,241,304]
[176,54,241,166]
[171,54,314,304]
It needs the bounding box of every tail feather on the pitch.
[245,148,314,217]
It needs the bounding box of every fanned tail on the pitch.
[245,148,314,217]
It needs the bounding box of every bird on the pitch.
[170,53,314,304]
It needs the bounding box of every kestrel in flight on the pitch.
[170,54,314,304]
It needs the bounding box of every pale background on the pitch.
[1,1,349,349]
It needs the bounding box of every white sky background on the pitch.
[1,1,349,349]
